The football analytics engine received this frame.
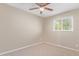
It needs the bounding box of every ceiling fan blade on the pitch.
[29,7,39,10]
[42,3,50,7]
[45,7,53,11]
[36,3,42,7]
[36,3,50,7]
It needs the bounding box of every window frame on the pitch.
[53,16,73,32]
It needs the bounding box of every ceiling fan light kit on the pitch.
[29,3,53,14]
[39,7,45,11]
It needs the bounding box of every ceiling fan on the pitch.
[29,3,53,14]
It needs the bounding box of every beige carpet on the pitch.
[2,43,79,56]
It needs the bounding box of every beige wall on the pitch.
[44,9,79,50]
[0,4,43,53]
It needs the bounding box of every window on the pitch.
[53,16,73,31]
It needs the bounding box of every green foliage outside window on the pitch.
[63,19,71,30]
[54,17,73,31]
[55,20,62,30]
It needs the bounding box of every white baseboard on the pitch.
[0,41,79,55]
[0,42,43,55]
[45,42,79,52]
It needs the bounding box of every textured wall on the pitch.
[0,4,43,53]
[44,9,79,50]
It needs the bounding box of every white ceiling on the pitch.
[7,3,79,17]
